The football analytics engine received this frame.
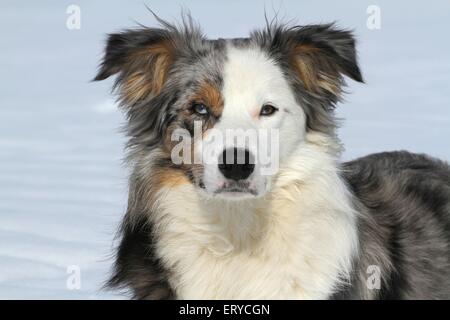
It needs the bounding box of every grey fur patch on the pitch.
[335,151,450,299]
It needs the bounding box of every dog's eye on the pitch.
[192,103,209,115]
[260,104,278,116]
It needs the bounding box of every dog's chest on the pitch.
[172,244,318,299]
[153,189,352,299]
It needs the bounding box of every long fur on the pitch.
[95,16,450,299]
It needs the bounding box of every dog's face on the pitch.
[95,20,362,200]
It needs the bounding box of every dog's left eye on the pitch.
[260,104,278,116]
[192,103,209,115]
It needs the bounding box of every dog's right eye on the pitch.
[192,103,209,115]
[260,104,278,116]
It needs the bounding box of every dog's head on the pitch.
[95,18,362,201]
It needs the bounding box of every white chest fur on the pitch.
[150,145,358,299]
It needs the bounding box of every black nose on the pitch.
[218,148,255,181]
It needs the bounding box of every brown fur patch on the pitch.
[159,81,224,172]
[291,43,341,95]
[122,41,175,103]
[141,166,190,209]
[191,81,224,118]
[153,168,190,188]
[125,168,187,220]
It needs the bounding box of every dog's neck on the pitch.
[150,132,359,298]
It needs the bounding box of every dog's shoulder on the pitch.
[340,151,450,299]
[343,151,450,178]
[341,150,450,215]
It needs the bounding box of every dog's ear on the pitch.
[268,24,363,96]
[94,28,176,103]
[290,24,363,93]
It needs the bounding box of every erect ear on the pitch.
[94,28,176,103]
[284,24,363,96]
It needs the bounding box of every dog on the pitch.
[94,17,450,299]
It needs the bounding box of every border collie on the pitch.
[95,17,450,299]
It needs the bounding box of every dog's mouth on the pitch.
[196,176,265,200]
[213,182,258,197]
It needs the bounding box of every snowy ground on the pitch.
[0,0,449,299]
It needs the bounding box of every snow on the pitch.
[0,0,449,299]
